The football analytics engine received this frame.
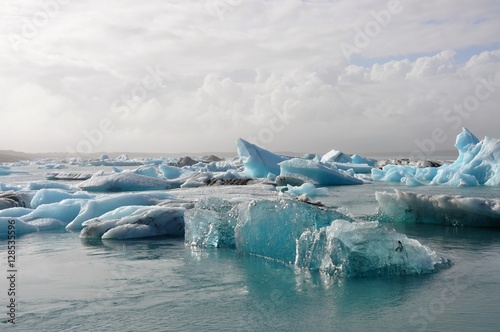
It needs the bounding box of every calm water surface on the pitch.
[0,165,499,331]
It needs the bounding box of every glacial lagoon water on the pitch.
[1,165,500,331]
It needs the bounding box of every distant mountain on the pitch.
[0,150,35,163]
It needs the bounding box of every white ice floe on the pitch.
[375,189,500,227]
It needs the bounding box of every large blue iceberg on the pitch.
[185,197,447,276]
[236,138,289,178]
[372,128,500,186]
[375,190,500,227]
[235,199,349,264]
[279,159,363,186]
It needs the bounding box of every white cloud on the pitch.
[1,0,500,155]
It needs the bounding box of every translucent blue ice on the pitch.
[0,207,33,218]
[279,158,363,186]
[30,189,94,208]
[0,217,38,239]
[159,165,194,179]
[22,201,83,224]
[296,220,447,277]
[372,128,500,187]
[235,199,351,264]
[184,197,238,247]
[237,138,289,178]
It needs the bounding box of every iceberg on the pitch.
[234,199,351,264]
[0,217,38,239]
[372,128,500,187]
[66,192,174,230]
[159,165,194,180]
[296,220,448,277]
[279,158,363,186]
[80,205,187,240]
[185,195,449,277]
[0,192,30,210]
[320,150,375,173]
[30,189,94,208]
[279,183,329,197]
[28,218,67,231]
[184,197,238,248]
[236,138,289,178]
[375,190,500,227]
[0,207,33,218]
[22,201,83,225]
[45,173,93,181]
[25,181,78,191]
[78,172,181,192]
[321,149,352,164]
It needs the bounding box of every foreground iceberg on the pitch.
[372,128,500,187]
[185,197,447,276]
[184,197,238,248]
[279,159,363,186]
[375,190,500,227]
[235,199,351,264]
[296,220,448,277]
[237,138,289,178]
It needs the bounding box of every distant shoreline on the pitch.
[0,149,458,163]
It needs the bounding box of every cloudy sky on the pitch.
[1,0,500,156]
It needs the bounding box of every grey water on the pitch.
[1,165,500,331]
